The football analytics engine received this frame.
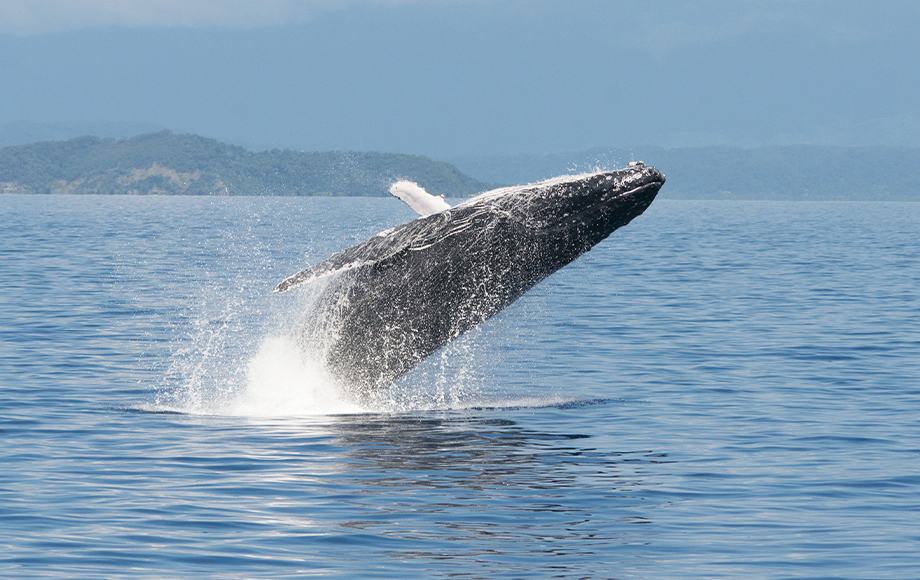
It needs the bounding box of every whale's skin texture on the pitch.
[275,163,665,400]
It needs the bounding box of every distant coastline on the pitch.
[2,131,918,200]
[0,131,491,198]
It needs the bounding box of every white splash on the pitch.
[229,335,363,416]
[154,318,575,418]
[153,271,370,417]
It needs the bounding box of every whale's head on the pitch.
[461,162,665,256]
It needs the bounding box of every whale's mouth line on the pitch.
[607,179,664,202]
[583,179,664,219]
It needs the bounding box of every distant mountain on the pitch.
[0,131,491,197]
[6,132,918,200]
[0,121,166,149]
[450,146,920,201]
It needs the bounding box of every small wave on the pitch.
[129,394,622,417]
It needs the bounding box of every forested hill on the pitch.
[7,132,918,200]
[0,131,491,197]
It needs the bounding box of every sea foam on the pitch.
[231,335,363,416]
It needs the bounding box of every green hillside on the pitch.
[7,132,917,200]
[0,131,491,197]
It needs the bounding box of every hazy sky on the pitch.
[2,0,919,157]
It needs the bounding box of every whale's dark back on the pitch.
[294,166,665,400]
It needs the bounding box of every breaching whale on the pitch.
[274,162,665,401]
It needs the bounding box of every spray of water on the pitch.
[153,273,357,416]
[230,334,361,416]
[152,269,515,417]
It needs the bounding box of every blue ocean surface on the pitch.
[1,193,918,579]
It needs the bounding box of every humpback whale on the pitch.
[275,162,665,401]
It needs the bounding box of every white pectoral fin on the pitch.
[390,181,451,216]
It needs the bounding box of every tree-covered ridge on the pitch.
[0,131,491,197]
[8,132,918,200]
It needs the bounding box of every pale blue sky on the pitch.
[2,0,919,157]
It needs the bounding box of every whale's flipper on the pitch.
[273,208,477,293]
[273,221,419,293]
[275,182,451,292]
[390,181,450,217]
[273,234,405,292]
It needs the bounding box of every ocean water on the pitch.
[1,193,918,579]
